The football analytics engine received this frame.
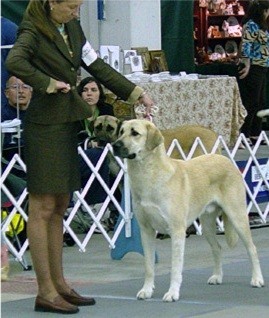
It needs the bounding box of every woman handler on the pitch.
[6,0,153,314]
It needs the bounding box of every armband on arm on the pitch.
[82,41,98,66]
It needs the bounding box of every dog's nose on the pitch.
[97,137,109,147]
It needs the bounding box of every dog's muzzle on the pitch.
[112,140,136,159]
[96,137,109,148]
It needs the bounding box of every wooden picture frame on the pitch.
[149,50,169,72]
[131,47,151,71]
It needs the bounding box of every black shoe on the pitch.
[60,289,96,306]
[34,295,79,314]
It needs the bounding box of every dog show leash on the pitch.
[134,103,159,122]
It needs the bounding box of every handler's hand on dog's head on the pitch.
[138,93,155,118]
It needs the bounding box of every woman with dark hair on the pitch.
[77,76,114,141]
[239,0,269,145]
[5,0,154,314]
[77,76,115,208]
[77,76,107,104]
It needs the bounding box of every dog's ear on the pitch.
[146,123,164,150]
[116,119,123,137]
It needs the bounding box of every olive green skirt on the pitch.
[23,121,81,194]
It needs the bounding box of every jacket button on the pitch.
[71,67,75,71]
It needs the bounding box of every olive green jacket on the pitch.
[5,17,142,124]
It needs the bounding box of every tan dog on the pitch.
[93,115,122,177]
[161,125,221,158]
[93,115,121,147]
[112,119,264,302]
[94,115,220,159]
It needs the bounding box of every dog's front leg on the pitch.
[136,224,156,300]
[163,229,186,302]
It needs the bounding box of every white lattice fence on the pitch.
[1,132,269,266]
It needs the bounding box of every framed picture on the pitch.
[131,47,151,71]
[123,50,137,65]
[149,50,169,72]
[130,55,143,72]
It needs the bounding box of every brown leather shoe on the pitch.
[34,295,79,314]
[60,289,96,306]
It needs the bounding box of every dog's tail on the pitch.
[223,214,239,248]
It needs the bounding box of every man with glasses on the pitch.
[1,75,31,278]
[2,76,32,149]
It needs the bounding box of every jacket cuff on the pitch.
[46,78,57,94]
[127,86,144,104]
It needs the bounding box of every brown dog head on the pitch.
[112,119,164,160]
[93,115,122,147]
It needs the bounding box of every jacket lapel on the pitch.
[49,20,81,67]
[53,30,74,64]
[65,22,81,67]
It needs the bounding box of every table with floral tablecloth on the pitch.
[106,76,247,147]
[139,76,247,147]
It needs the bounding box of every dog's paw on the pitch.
[136,287,154,300]
[251,276,264,288]
[162,290,180,302]
[207,274,222,285]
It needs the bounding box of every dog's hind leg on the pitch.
[223,207,264,288]
[200,211,223,285]
[136,224,156,300]
[163,226,186,302]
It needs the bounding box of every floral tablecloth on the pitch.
[140,77,247,147]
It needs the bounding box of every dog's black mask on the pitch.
[112,140,136,159]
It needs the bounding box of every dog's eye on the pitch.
[106,125,115,132]
[95,124,103,132]
[131,130,139,137]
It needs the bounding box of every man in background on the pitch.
[2,76,32,149]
